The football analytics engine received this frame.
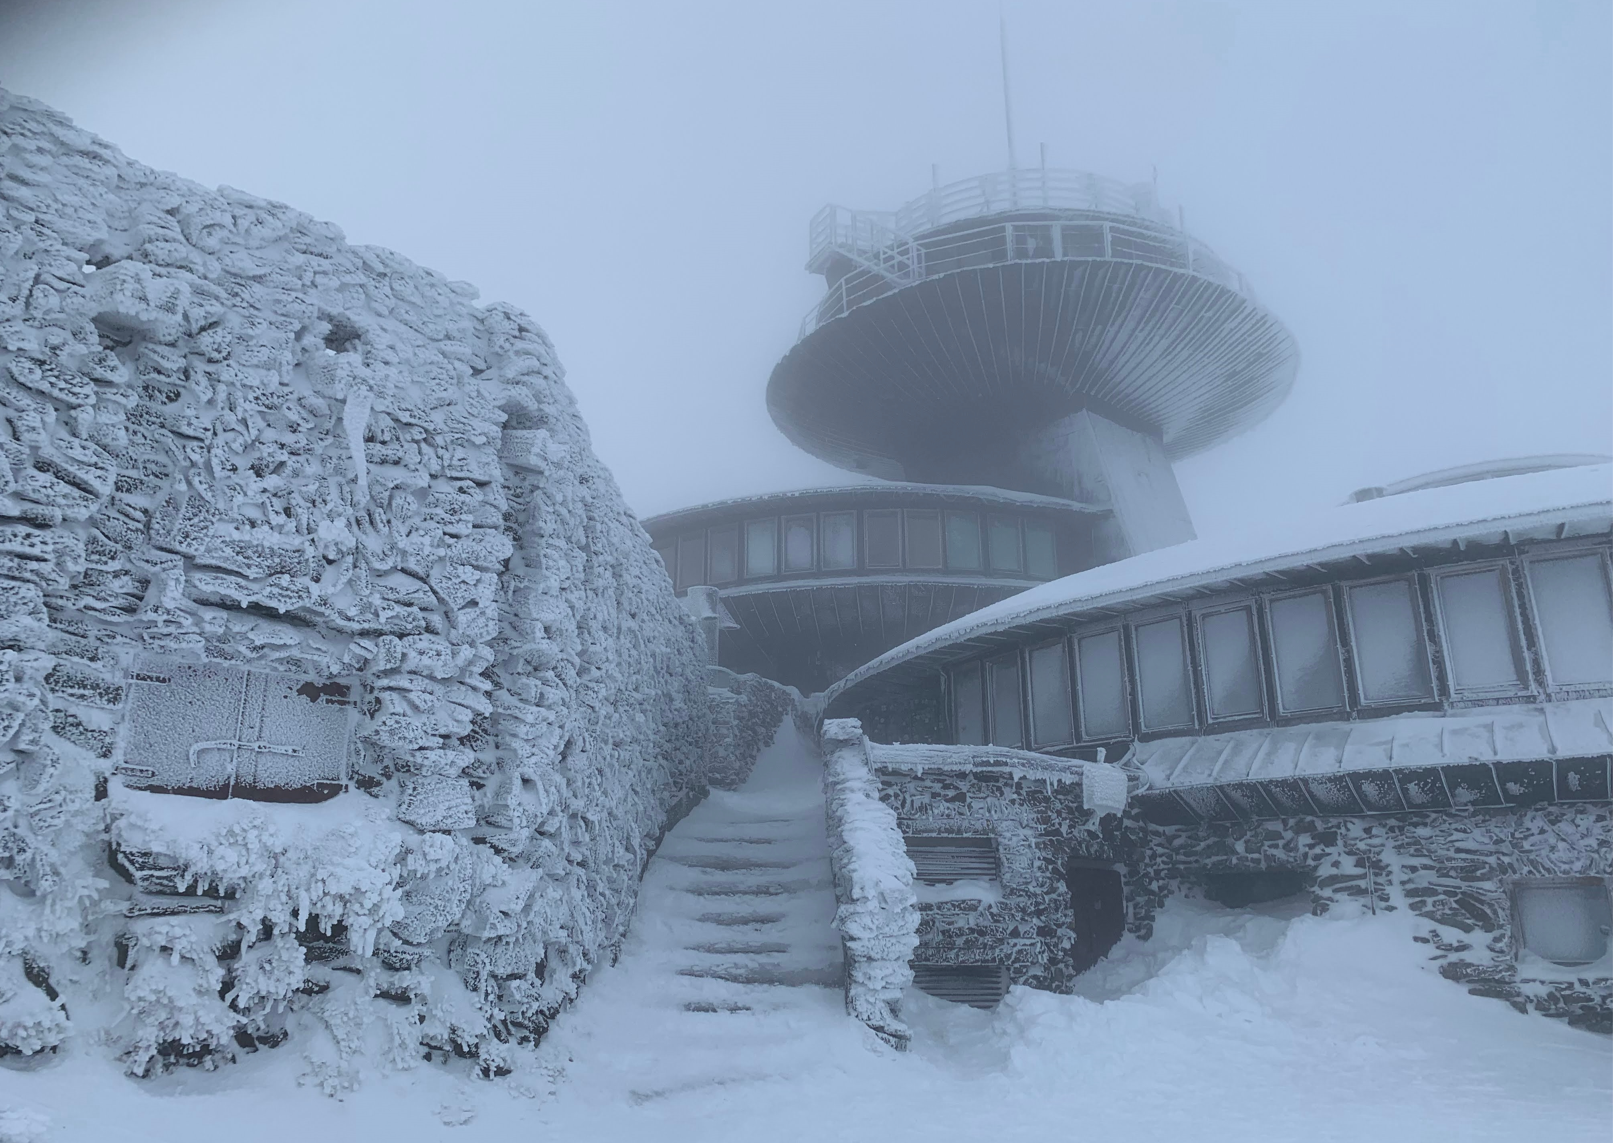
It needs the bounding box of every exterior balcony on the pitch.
[767,167,1300,489]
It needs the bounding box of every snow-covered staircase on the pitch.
[544,716,871,1104]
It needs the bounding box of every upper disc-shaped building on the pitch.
[767,168,1298,557]
[648,167,1299,691]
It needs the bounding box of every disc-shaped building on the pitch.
[646,167,1298,691]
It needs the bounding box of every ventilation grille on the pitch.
[905,836,999,884]
[911,963,1009,1009]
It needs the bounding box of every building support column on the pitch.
[1018,410,1196,558]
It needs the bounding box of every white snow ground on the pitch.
[1,719,1609,1142]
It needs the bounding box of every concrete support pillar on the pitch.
[1019,410,1196,558]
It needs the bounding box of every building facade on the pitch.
[646,167,1298,692]
[822,464,1613,1027]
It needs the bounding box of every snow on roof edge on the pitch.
[826,464,1614,706]
[640,481,1107,531]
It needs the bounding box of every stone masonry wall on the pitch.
[1136,802,1612,1032]
[869,739,1609,1031]
[873,752,1121,994]
[0,88,715,1083]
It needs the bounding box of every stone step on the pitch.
[662,854,803,871]
[676,879,829,897]
[685,940,792,955]
[681,1000,754,1013]
[677,964,843,987]
[695,911,787,926]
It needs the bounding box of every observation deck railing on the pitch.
[802,168,1252,338]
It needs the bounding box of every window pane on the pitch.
[1346,579,1434,703]
[1076,630,1129,739]
[1269,590,1346,712]
[988,518,1021,572]
[865,510,901,567]
[988,658,1023,748]
[1134,617,1193,730]
[744,519,777,577]
[1028,643,1074,745]
[821,512,857,570]
[945,512,982,570]
[905,510,943,568]
[707,526,738,584]
[952,662,985,746]
[1528,555,1613,686]
[1515,882,1609,965]
[1436,569,1526,691]
[783,515,814,572]
[1024,521,1058,580]
[1200,607,1263,719]
[676,533,706,591]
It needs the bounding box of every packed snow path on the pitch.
[542,716,866,1104]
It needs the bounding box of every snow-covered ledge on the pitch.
[821,718,919,1050]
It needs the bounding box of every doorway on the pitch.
[1067,861,1125,975]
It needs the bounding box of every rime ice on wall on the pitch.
[0,88,713,1081]
[821,719,918,1049]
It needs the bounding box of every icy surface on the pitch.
[829,463,1613,703]
[821,719,919,1046]
[0,896,1606,1141]
[0,88,715,1077]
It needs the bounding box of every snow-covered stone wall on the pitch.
[821,719,918,1049]
[0,87,715,1082]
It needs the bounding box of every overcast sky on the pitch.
[1,0,1607,534]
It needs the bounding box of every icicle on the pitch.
[343,385,373,506]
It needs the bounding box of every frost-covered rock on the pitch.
[0,87,718,1080]
[821,718,918,1049]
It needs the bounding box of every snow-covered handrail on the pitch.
[821,718,919,1050]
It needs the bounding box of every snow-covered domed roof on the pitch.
[1346,454,1612,503]
[826,463,1613,706]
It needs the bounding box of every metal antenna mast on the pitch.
[999,11,1018,172]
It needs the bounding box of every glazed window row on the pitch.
[654,509,1065,592]
[949,545,1613,750]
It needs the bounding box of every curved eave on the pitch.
[824,471,1614,713]
[767,257,1298,477]
[641,481,1107,536]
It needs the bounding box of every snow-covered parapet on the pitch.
[821,718,918,1049]
[0,88,710,1081]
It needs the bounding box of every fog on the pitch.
[2,0,1607,534]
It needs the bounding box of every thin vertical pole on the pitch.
[1000,11,1018,180]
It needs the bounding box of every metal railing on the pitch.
[807,168,1174,270]
[801,206,1253,338]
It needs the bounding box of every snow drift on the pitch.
[0,87,740,1083]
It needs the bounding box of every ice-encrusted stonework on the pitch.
[0,87,721,1082]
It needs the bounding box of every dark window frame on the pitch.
[1022,518,1060,580]
[944,510,983,571]
[1427,560,1535,701]
[949,659,987,746]
[903,508,944,569]
[1518,543,1614,696]
[864,508,904,569]
[986,652,1026,749]
[1128,609,1199,734]
[706,524,740,585]
[1073,623,1132,743]
[780,513,817,574]
[819,510,858,572]
[986,516,1024,574]
[1025,637,1076,748]
[1507,875,1611,967]
[1339,573,1438,709]
[1190,599,1268,726]
[1260,585,1350,718]
[742,517,779,579]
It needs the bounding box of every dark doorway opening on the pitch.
[1200,869,1311,908]
[1067,862,1125,975]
